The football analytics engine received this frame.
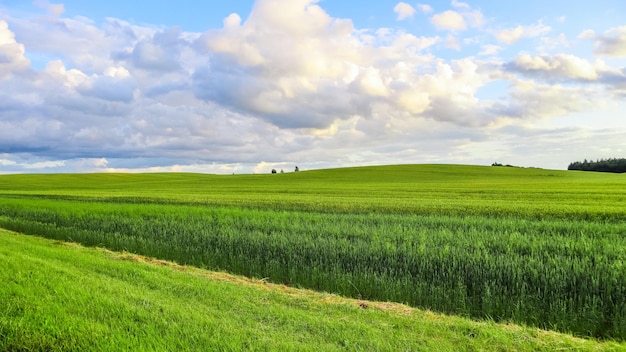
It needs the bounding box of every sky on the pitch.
[0,0,625,174]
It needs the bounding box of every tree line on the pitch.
[568,158,626,173]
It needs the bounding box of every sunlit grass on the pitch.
[2,229,623,351]
[0,164,625,339]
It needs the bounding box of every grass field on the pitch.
[2,229,624,351]
[1,164,625,341]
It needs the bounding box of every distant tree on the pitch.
[492,162,503,167]
[271,169,277,174]
[280,169,284,173]
[568,158,626,173]
[295,166,299,172]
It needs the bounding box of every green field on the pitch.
[4,229,624,351]
[1,164,625,342]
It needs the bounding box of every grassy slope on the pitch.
[1,229,623,352]
[1,164,624,219]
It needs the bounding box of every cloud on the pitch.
[430,11,467,31]
[538,33,570,52]
[195,0,458,129]
[394,2,415,21]
[495,79,602,120]
[506,53,626,85]
[463,10,484,28]
[132,39,180,72]
[33,0,64,17]
[0,21,30,77]
[584,26,626,57]
[444,34,461,50]
[7,16,131,73]
[577,29,595,40]
[79,67,138,103]
[496,22,551,44]
[416,4,434,14]
[1,0,625,174]
[429,2,483,32]
[478,44,502,56]
[451,0,470,9]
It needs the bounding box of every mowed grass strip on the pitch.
[1,229,623,352]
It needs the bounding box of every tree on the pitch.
[271,169,277,174]
[567,158,626,173]
[294,166,299,172]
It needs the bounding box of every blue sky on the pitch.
[1,0,625,173]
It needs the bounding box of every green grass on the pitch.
[0,164,625,340]
[2,229,624,351]
[1,164,624,219]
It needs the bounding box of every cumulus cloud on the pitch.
[496,22,551,44]
[444,34,461,50]
[394,2,415,21]
[495,79,602,120]
[451,0,470,9]
[0,0,625,174]
[430,10,467,31]
[33,0,64,16]
[416,4,434,13]
[79,67,138,103]
[429,1,483,32]
[0,21,30,77]
[194,0,463,129]
[506,53,626,85]
[583,26,626,57]
[478,44,502,56]
[538,33,570,52]
[132,41,179,72]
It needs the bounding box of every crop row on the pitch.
[0,196,624,339]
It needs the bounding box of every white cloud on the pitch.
[196,0,458,129]
[132,41,179,71]
[430,1,484,31]
[577,29,595,40]
[33,0,64,17]
[0,0,625,174]
[496,26,524,44]
[0,158,17,166]
[0,21,30,77]
[444,34,461,50]
[503,79,601,120]
[22,160,66,169]
[464,10,484,28]
[416,4,434,14]
[478,44,502,56]
[80,67,137,103]
[430,11,467,31]
[223,13,242,29]
[539,33,570,52]
[587,26,626,57]
[507,53,625,83]
[496,22,551,44]
[394,2,416,21]
[451,0,470,9]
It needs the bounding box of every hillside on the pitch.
[1,229,622,351]
[1,164,625,341]
[0,164,624,219]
